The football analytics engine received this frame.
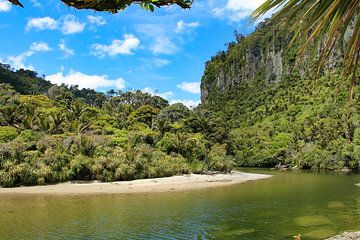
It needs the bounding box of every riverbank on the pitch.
[0,171,271,195]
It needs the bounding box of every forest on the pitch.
[0,63,236,187]
[0,18,359,187]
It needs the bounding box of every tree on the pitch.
[8,0,193,12]
[252,0,360,101]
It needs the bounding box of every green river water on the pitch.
[0,169,359,240]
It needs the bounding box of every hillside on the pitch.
[199,19,360,169]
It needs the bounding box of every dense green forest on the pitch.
[0,63,235,187]
[0,20,359,187]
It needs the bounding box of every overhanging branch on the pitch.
[7,0,193,12]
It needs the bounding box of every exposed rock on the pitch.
[200,18,352,105]
[340,167,352,173]
[326,232,360,240]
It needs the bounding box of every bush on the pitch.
[68,155,93,180]
[208,144,235,172]
[0,126,18,143]
[354,128,360,145]
[17,130,41,142]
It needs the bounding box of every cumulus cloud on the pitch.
[212,0,266,22]
[91,34,140,58]
[177,82,201,94]
[87,16,107,26]
[46,70,126,90]
[175,20,200,33]
[136,24,178,55]
[169,99,200,109]
[61,15,86,35]
[58,40,74,58]
[25,15,85,35]
[143,87,173,99]
[0,0,11,12]
[30,42,51,52]
[26,17,57,31]
[7,52,35,70]
[5,42,51,70]
[150,36,178,55]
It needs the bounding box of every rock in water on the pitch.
[326,232,360,240]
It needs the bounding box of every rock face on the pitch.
[200,19,350,104]
[326,232,360,240]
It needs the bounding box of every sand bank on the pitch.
[0,171,271,195]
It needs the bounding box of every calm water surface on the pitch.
[0,169,359,240]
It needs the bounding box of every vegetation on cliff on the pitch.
[200,17,360,170]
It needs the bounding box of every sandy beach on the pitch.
[0,171,271,195]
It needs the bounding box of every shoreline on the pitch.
[0,171,271,195]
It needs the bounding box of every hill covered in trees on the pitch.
[0,17,359,187]
[200,19,360,170]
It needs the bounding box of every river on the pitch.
[0,169,359,239]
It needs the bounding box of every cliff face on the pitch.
[200,20,348,104]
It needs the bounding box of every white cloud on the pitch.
[61,15,86,35]
[7,52,34,70]
[169,99,200,109]
[91,34,140,58]
[136,24,178,55]
[30,42,51,52]
[87,16,106,26]
[5,42,51,70]
[30,0,41,7]
[150,36,178,55]
[0,0,11,12]
[212,0,266,22]
[46,70,126,90]
[143,87,173,99]
[58,40,74,58]
[177,82,201,94]
[26,15,85,35]
[153,58,170,68]
[175,20,200,33]
[26,17,57,31]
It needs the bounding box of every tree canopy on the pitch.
[8,0,193,12]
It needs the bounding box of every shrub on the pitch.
[68,155,92,180]
[208,144,235,172]
[17,130,41,142]
[0,126,18,143]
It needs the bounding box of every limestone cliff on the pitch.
[200,20,349,104]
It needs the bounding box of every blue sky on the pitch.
[0,0,266,107]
